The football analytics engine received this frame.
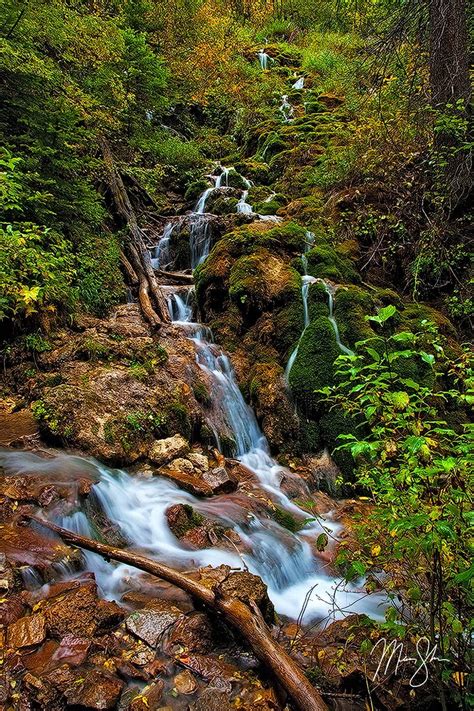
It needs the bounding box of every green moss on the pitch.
[306,241,360,283]
[185,179,210,202]
[229,248,301,314]
[272,300,304,359]
[211,196,239,215]
[168,227,191,271]
[165,402,191,439]
[225,168,249,189]
[289,316,340,415]
[254,193,288,215]
[334,286,377,347]
[273,506,302,533]
[258,131,288,160]
[193,380,211,407]
[171,504,205,538]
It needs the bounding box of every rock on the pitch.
[65,669,124,709]
[202,467,237,494]
[169,457,195,474]
[40,580,124,639]
[53,633,91,666]
[0,594,25,625]
[7,613,46,648]
[166,612,213,654]
[217,572,274,624]
[174,669,198,694]
[128,680,164,710]
[125,601,184,647]
[177,653,238,692]
[187,452,209,471]
[190,688,234,711]
[157,469,213,496]
[149,435,189,466]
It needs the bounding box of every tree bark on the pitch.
[101,137,170,325]
[27,515,328,711]
[429,0,472,209]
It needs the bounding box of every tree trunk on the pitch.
[27,515,328,711]
[101,137,170,325]
[429,0,472,209]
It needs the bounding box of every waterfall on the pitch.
[189,215,212,267]
[194,166,231,214]
[285,232,317,381]
[279,94,294,122]
[292,77,305,90]
[257,50,272,70]
[236,190,253,214]
[151,221,175,270]
[322,282,355,356]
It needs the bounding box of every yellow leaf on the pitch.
[371,544,381,556]
[452,671,465,686]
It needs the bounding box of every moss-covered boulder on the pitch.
[229,249,301,316]
[306,240,360,283]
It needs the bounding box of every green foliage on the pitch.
[322,306,473,706]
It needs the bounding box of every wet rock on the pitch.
[202,466,237,494]
[149,435,189,466]
[169,456,195,474]
[0,408,39,446]
[53,633,91,666]
[128,680,164,710]
[40,580,124,639]
[157,469,213,496]
[0,522,73,572]
[187,452,209,471]
[7,613,46,649]
[166,612,213,654]
[190,688,234,711]
[65,668,124,709]
[177,653,238,692]
[217,571,274,624]
[126,600,184,647]
[0,593,25,625]
[174,669,198,694]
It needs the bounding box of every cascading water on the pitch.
[236,190,253,214]
[257,50,272,70]
[279,94,294,122]
[151,221,175,270]
[285,231,317,381]
[292,76,305,90]
[322,282,354,356]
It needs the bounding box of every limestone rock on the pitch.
[149,435,189,466]
[187,452,209,471]
[65,669,124,709]
[174,669,198,694]
[169,456,194,473]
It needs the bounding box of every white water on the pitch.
[151,222,175,270]
[257,50,272,70]
[321,282,354,356]
[236,190,254,214]
[285,232,316,381]
[279,94,294,122]
[292,77,305,90]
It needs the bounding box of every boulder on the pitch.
[65,669,124,709]
[125,601,184,647]
[187,452,209,472]
[157,469,213,496]
[149,435,189,466]
[202,467,237,494]
[166,612,213,654]
[169,456,195,474]
[174,669,198,694]
[7,613,46,649]
[128,680,164,710]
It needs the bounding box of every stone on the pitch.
[125,601,184,647]
[65,669,124,709]
[201,467,237,495]
[0,594,26,626]
[217,571,274,623]
[128,680,164,710]
[7,613,46,649]
[177,654,238,693]
[157,469,213,496]
[187,452,209,472]
[169,457,195,474]
[166,612,213,654]
[149,435,189,466]
[190,689,234,711]
[174,669,198,694]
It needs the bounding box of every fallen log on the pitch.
[155,269,194,284]
[101,137,170,326]
[27,515,328,711]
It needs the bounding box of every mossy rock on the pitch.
[226,168,250,190]
[169,226,192,271]
[211,196,240,215]
[233,160,271,184]
[185,179,210,203]
[229,248,301,318]
[334,286,377,347]
[272,300,304,360]
[258,131,289,160]
[254,193,288,216]
[289,316,340,416]
[306,241,360,284]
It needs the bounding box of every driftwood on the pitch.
[101,137,170,327]
[28,515,328,711]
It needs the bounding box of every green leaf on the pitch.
[420,351,435,366]
[316,533,329,552]
[387,391,410,410]
[366,304,397,325]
